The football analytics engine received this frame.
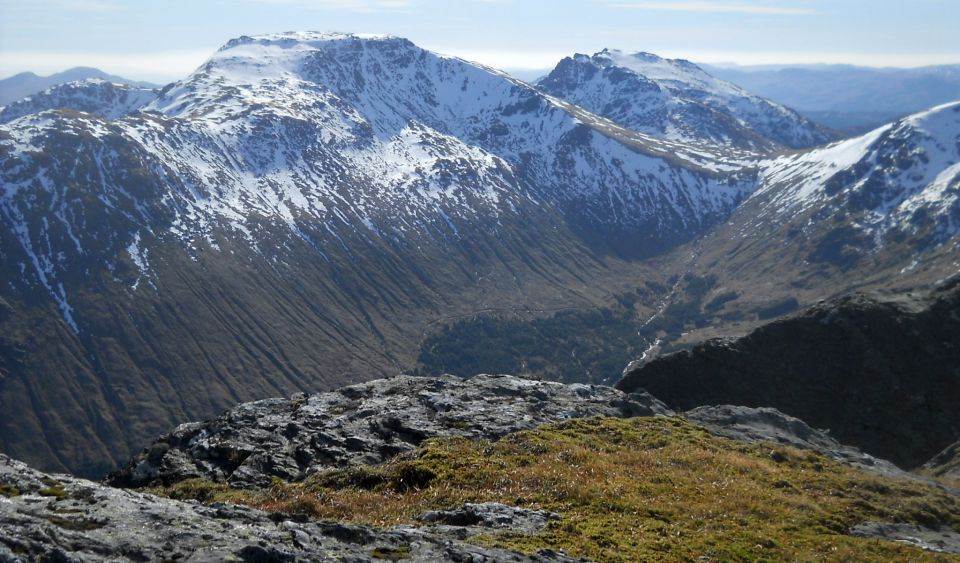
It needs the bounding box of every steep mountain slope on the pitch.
[0,67,158,106]
[617,280,960,469]
[0,32,755,476]
[414,102,960,383]
[654,101,960,340]
[538,50,833,152]
[0,79,157,123]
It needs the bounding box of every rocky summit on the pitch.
[2,374,958,560]
[107,374,672,489]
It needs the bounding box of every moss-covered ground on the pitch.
[154,417,960,561]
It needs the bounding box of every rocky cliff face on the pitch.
[617,280,960,469]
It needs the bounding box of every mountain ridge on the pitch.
[0,67,159,106]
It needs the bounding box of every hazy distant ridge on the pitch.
[0,67,159,106]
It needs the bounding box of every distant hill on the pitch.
[0,67,158,106]
[704,63,960,133]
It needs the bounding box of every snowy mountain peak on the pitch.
[753,101,960,250]
[220,31,405,51]
[539,49,834,151]
[592,49,710,83]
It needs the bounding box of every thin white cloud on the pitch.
[249,0,417,11]
[662,50,960,68]
[425,47,570,71]
[605,2,816,15]
[431,46,960,71]
[0,50,214,83]
[59,0,120,12]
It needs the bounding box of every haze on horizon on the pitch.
[1,0,958,83]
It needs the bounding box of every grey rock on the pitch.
[420,503,559,534]
[684,405,909,479]
[108,374,671,489]
[923,440,960,482]
[850,522,960,554]
[0,454,584,562]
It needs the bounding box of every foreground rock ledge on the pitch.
[107,374,672,488]
[0,455,583,562]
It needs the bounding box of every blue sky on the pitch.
[1,0,958,82]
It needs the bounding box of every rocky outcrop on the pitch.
[684,405,908,479]
[107,374,673,489]
[420,503,560,534]
[0,455,582,562]
[850,523,960,555]
[617,283,960,469]
[924,441,960,483]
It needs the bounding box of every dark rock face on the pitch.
[0,455,582,562]
[107,374,673,489]
[617,282,960,469]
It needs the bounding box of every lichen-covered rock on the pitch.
[107,374,672,489]
[0,455,584,562]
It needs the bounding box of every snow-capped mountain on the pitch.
[538,50,834,152]
[674,102,960,329]
[0,79,158,124]
[143,33,756,245]
[1,33,760,328]
[754,101,960,247]
[0,32,755,476]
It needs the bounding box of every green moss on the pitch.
[0,483,20,497]
[149,478,255,505]
[152,417,960,561]
[38,487,69,499]
[371,546,411,560]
